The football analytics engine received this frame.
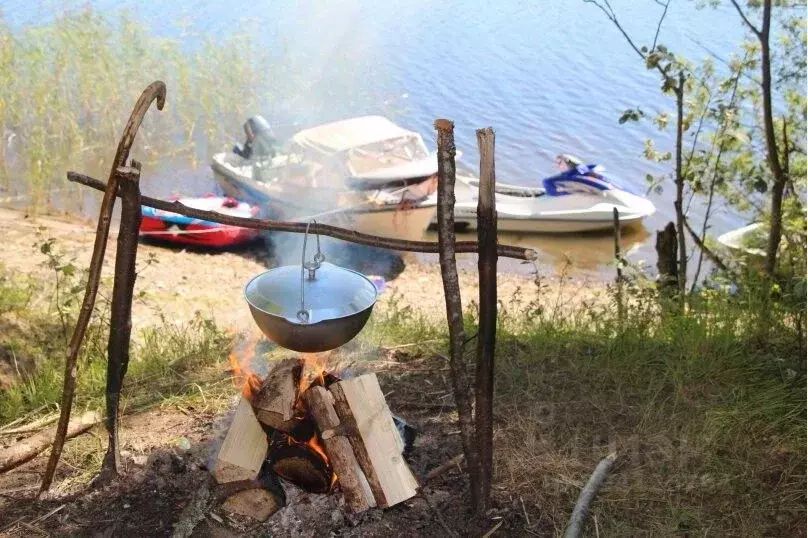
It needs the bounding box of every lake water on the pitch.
[6,0,749,277]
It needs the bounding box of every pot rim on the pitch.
[244,263,378,326]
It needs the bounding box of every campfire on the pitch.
[211,339,419,521]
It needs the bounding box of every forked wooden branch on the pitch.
[613,208,624,322]
[474,127,498,513]
[39,81,166,494]
[434,119,482,511]
[67,171,538,261]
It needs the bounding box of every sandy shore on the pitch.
[0,207,607,333]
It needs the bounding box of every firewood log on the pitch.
[303,386,375,512]
[330,374,418,507]
[213,398,267,483]
[251,359,300,432]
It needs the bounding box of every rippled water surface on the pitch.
[7,0,748,276]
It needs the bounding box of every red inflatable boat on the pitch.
[140,196,261,248]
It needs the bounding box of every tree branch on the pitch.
[682,215,730,274]
[651,0,671,52]
[66,171,537,262]
[39,81,166,495]
[729,0,762,37]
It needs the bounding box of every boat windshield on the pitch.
[346,135,429,175]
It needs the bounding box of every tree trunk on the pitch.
[759,0,785,277]
[434,119,482,511]
[674,73,687,295]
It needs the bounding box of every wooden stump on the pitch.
[656,222,679,293]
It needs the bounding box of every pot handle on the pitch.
[297,219,325,323]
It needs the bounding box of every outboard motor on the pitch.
[234,115,277,160]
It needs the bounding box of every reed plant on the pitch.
[0,8,273,212]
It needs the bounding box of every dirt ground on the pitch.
[0,208,581,537]
[0,347,539,537]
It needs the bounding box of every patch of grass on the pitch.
[0,239,233,425]
[364,280,805,536]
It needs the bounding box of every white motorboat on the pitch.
[433,158,656,233]
[717,222,767,257]
[212,115,439,241]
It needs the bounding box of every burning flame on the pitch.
[297,352,331,397]
[228,333,262,399]
[306,433,338,489]
[227,342,338,489]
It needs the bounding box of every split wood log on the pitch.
[330,373,418,508]
[100,163,143,479]
[40,81,166,494]
[213,398,268,483]
[303,386,375,512]
[269,443,332,493]
[434,118,481,510]
[564,452,618,538]
[223,488,283,522]
[67,171,538,262]
[222,466,286,521]
[0,410,102,473]
[475,127,498,512]
[252,359,300,432]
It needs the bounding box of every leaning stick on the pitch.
[564,452,618,538]
[474,127,498,513]
[99,163,143,479]
[0,411,102,474]
[39,81,166,494]
[434,119,482,510]
[66,171,538,261]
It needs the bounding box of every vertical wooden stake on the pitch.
[100,162,143,478]
[613,207,624,324]
[434,119,481,510]
[475,127,497,513]
[40,81,166,494]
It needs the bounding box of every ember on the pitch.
[211,341,418,520]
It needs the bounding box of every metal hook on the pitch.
[297,219,325,323]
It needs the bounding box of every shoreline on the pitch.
[0,206,608,333]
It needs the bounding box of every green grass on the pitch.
[360,278,806,536]
[0,246,803,535]
[0,238,233,425]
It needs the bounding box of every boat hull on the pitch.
[140,216,260,247]
[452,212,647,233]
[213,155,436,241]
